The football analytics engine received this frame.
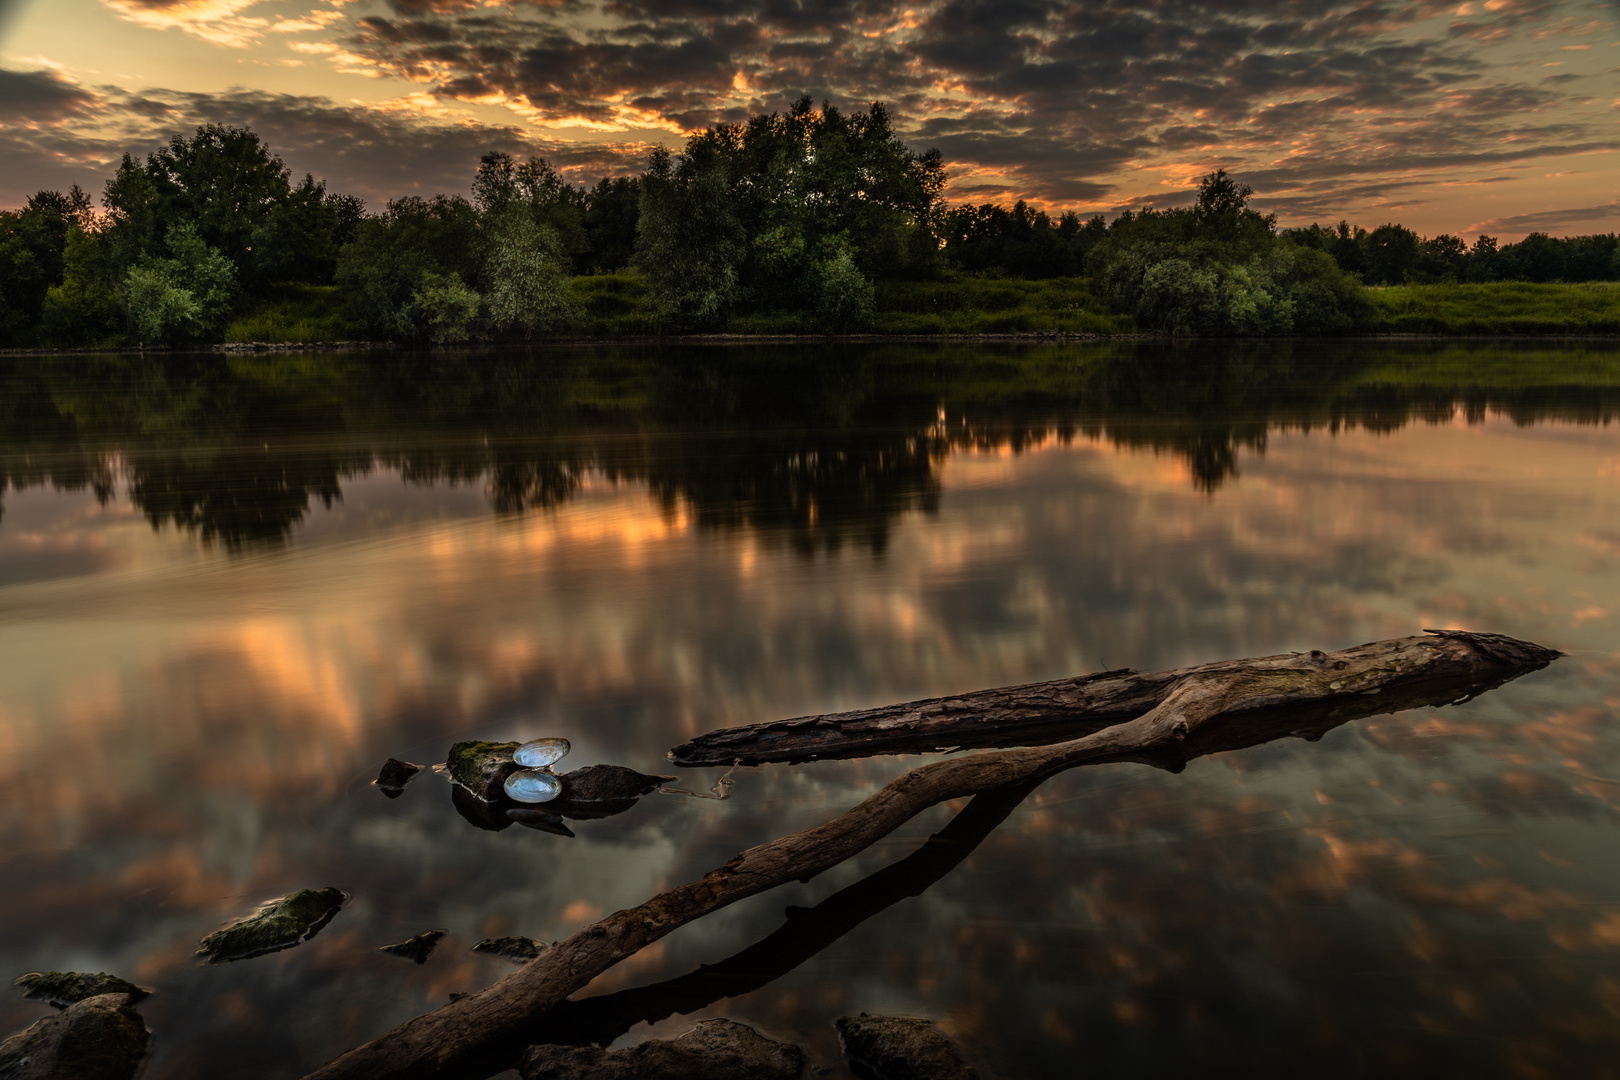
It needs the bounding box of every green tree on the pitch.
[482,206,578,336]
[40,227,123,346]
[335,195,481,339]
[811,237,875,331]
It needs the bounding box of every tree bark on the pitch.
[304,630,1557,1080]
[668,631,1560,767]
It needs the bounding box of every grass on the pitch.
[223,283,357,343]
[872,276,1134,335]
[569,273,663,335]
[566,271,1135,336]
[1362,281,1620,335]
[215,274,1620,345]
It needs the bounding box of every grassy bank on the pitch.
[571,272,1133,336]
[223,283,356,343]
[1363,281,1620,335]
[108,274,1620,346]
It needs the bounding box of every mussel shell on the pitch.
[514,738,571,768]
[503,768,562,803]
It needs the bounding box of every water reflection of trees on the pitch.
[2,341,1619,547]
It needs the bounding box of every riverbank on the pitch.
[8,276,1619,352]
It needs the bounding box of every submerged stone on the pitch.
[470,936,547,965]
[506,808,576,837]
[0,993,149,1080]
[13,973,150,1009]
[446,741,521,802]
[520,1018,804,1080]
[377,929,448,965]
[835,1015,978,1080]
[373,758,423,798]
[195,887,349,964]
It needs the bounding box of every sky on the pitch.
[0,0,1617,237]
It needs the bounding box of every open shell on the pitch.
[503,768,562,803]
[514,738,571,769]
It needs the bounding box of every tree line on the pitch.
[2,103,1616,347]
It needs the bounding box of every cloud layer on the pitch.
[0,0,1616,231]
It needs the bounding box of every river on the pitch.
[1,341,1618,1078]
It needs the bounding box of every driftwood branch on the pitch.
[523,777,1044,1049]
[305,631,1557,1080]
[669,630,1561,766]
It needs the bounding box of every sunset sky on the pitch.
[0,0,1616,237]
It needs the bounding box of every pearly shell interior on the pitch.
[514,738,571,769]
[504,768,563,803]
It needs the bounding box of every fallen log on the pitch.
[304,630,1557,1080]
[669,631,1559,767]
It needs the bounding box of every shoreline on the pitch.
[4,330,1620,356]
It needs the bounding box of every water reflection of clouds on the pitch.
[1,408,1619,1074]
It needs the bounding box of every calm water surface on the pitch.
[2,343,1619,1078]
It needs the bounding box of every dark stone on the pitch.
[446,741,521,802]
[0,993,149,1080]
[520,1018,805,1080]
[544,765,676,819]
[373,758,423,798]
[835,1015,978,1080]
[505,809,576,836]
[195,887,348,963]
[557,765,674,803]
[12,973,149,1009]
[377,930,448,965]
[470,937,546,965]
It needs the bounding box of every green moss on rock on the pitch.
[446,740,521,801]
[13,972,150,1009]
[195,887,348,964]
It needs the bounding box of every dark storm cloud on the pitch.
[0,67,99,121]
[0,80,655,209]
[322,0,1617,213]
[1467,199,1620,234]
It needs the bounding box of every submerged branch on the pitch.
[304,630,1558,1080]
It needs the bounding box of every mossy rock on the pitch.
[0,993,149,1080]
[446,740,521,802]
[13,972,150,1009]
[195,887,348,964]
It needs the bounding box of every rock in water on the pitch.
[0,993,149,1080]
[373,758,423,798]
[520,1018,804,1080]
[504,769,563,804]
[514,738,571,768]
[470,937,547,965]
[13,973,150,1009]
[557,765,674,803]
[195,888,348,964]
[377,930,448,965]
[835,1015,978,1080]
[446,741,521,802]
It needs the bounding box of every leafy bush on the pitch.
[812,241,875,331]
[483,207,578,337]
[409,271,481,343]
[121,222,238,344]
